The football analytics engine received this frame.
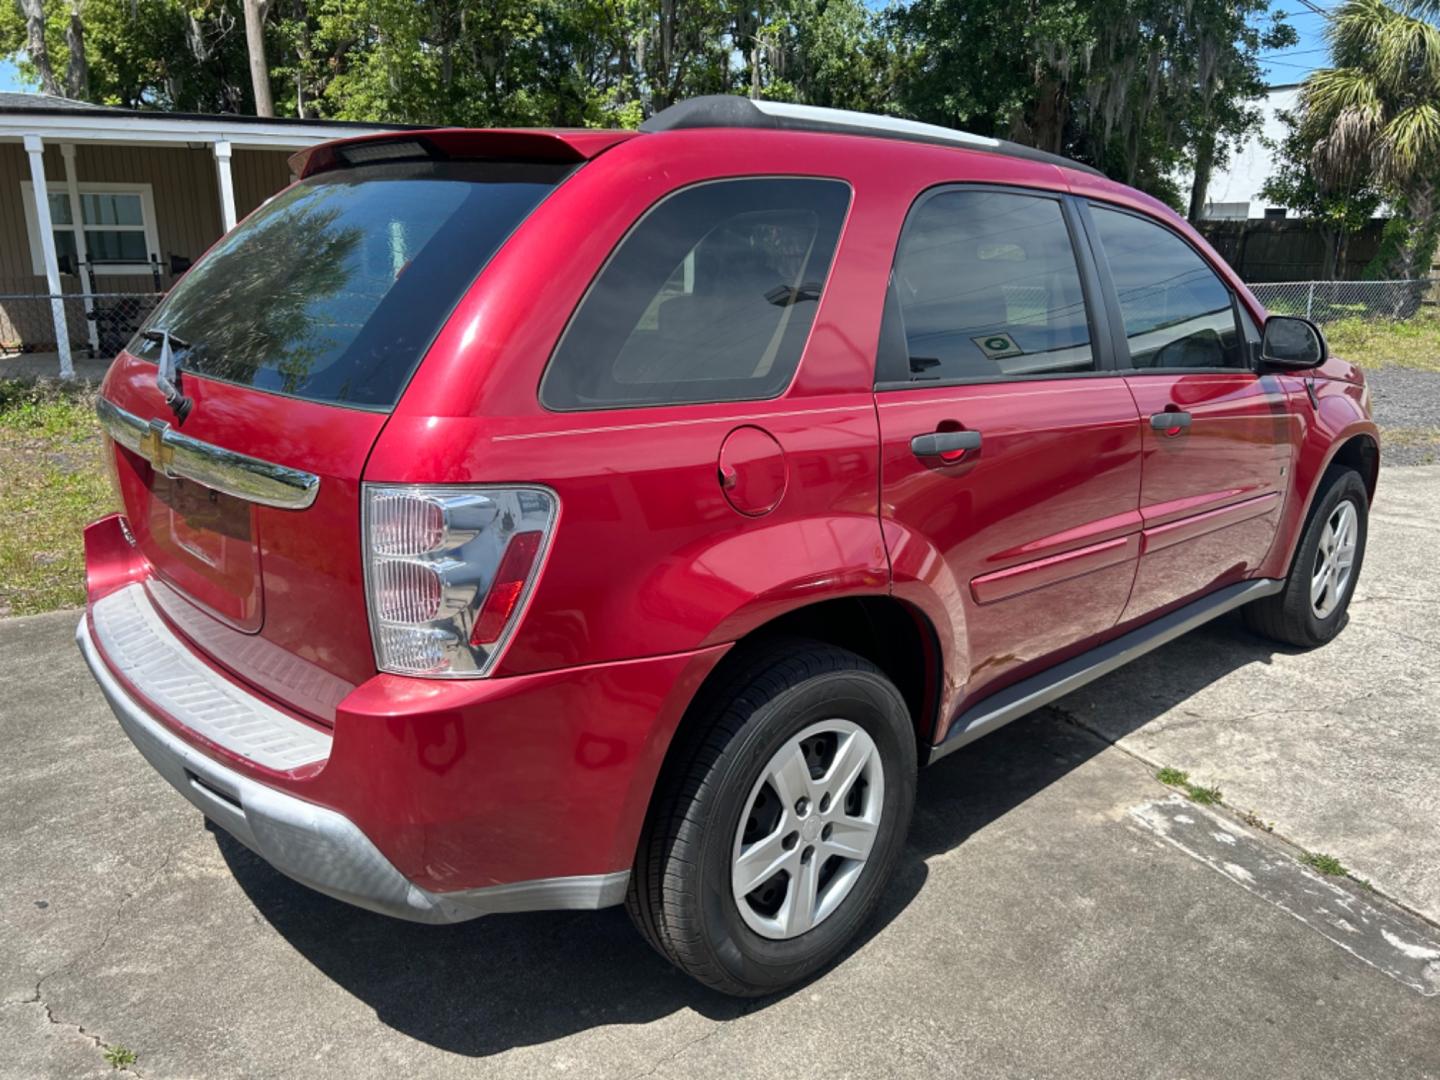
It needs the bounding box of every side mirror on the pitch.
[1260,315,1327,370]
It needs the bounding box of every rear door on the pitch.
[875,186,1143,727]
[1080,202,1292,622]
[98,155,569,721]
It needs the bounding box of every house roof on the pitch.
[0,92,408,150]
[0,90,111,112]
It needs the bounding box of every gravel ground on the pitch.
[1366,366,1440,466]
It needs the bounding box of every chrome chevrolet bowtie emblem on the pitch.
[138,418,177,477]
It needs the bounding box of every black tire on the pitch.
[1245,465,1369,648]
[626,639,917,997]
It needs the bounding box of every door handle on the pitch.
[1150,411,1191,435]
[911,429,982,460]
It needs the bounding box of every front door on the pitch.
[875,187,1144,734]
[1081,203,1293,622]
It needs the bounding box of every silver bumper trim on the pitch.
[77,612,629,924]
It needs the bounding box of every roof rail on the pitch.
[639,96,1104,178]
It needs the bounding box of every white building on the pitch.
[1197,84,1301,220]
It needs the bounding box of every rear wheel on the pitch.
[626,640,916,996]
[1245,466,1369,648]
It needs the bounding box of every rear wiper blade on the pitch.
[141,328,191,350]
[142,328,194,424]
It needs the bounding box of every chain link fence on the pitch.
[1,293,166,367]
[1248,279,1437,324]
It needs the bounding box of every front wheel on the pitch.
[1245,465,1369,648]
[626,641,917,996]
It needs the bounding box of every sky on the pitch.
[1260,0,1334,86]
[1,58,24,93]
[0,4,1331,101]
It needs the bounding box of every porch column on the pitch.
[60,143,100,353]
[213,139,237,232]
[22,135,74,379]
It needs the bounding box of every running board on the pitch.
[927,578,1284,765]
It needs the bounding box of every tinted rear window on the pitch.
[130,160,568,408]
[540,178,850,410]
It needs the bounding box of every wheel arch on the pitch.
[626,595,942,865]
[1267,419,1379,580]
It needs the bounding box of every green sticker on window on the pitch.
[972,332,1023,359]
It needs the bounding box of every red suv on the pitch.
[78,97,1378,996]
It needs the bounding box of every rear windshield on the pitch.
[130,159,569,408]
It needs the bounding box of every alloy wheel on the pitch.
[731,719,885,940]
[1311,500,1358,619]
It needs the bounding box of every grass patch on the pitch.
[1324,314,1440,372]
[1380,426,1440,465]
[1155,766,1224,805]
[103,1045,137,1069]
[0,378,115,617]
[1300,851,1347,876]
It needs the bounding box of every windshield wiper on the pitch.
[142,328,194,424]
[141,328,191,350]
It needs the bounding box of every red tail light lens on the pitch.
[471,531,544,645]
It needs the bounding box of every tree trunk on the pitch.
[65,0,87,99]
[21,0,62,96]
[1187,131,1216,224]
[656,0,676,109]
[1029,76,1067,155]
[1319,226,1339,280]
[243,0,274,118]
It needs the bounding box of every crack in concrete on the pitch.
[1047,703,1440,934]
[626,1000,756,1080]
[22,839,182,1078]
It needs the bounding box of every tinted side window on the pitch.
[541,179,850,410]
[889,190,1095,382]
[1090,206,1245,370]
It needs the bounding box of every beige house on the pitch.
[0,92,400,376]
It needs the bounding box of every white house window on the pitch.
[20,181,160,277]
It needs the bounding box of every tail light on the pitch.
[362,485,557,677]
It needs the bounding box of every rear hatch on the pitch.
[98,144,576,722]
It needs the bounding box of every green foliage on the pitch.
[891,0,1294,209]
[1296,0,1440,277]
[1300,851,1347,876]
[1155,766,1223,804]
[102,1045,138,1070]
[0,378,114,617]
[1261,109,1382,278]
[1,0,1290,210]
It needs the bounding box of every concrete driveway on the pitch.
[2,467,1438,1079]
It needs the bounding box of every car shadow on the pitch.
[215,609,1301,1057]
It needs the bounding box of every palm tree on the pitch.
[1300,0,1440,279]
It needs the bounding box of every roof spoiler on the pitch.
[289,128,637,179]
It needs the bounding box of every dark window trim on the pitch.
[875,368,1127,393]
[537,174,855,414]
[873,182,1114,392]
[1078,198,1251,376]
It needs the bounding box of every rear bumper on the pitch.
[77,589,631,923]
